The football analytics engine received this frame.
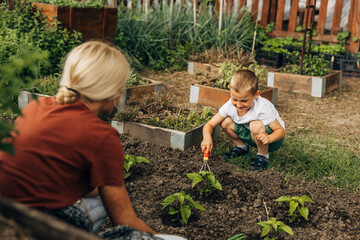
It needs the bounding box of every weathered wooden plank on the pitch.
[349,0,360,53]
[331,0,344,35]
[317,0,328,34]
[251,0,259,21]
[0,197,100,240]
[275,0,285,30]
[288,0,299,32]
[260,0,271,27]
[269,29,339,43]
[274,72,313,95]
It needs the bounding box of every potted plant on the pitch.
[189,62,278,109]
[111,93,220,150]
[268,54,342,98]
[30,0,117,42]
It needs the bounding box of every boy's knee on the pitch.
[249,120,265,134]
[220,117,234,131]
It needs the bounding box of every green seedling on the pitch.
[186,171,222,197]
[124,154,149,179]
[162,191,205,225]
[275,195,314,222]
[257,217,294,240]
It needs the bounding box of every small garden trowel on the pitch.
[199,150,210,172]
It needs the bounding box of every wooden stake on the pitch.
[193,0,197,32]
[218,0,223,36]
[169,0,174,47]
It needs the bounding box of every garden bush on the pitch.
[0,1,82,75]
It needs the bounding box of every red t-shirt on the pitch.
[0,97,124,209]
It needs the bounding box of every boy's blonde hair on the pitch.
[56,41,130,104]
[228,69,258,95]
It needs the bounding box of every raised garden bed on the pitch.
[187,62,220,77]
[111,120,219,151]
[267,70,342,98]
[189,81,278,109]
[18,78,162,111]
[112,93,219,150]
[31,2,117,42]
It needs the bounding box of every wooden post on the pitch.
[349,0,360,53]
[288,0,299,32]
[316,0,328,34]
[275,0,285,31]
[251,0,259,22]
[331,0,344,35]
[260,0,271,28]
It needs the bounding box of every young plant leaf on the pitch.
[162,195,177,208]
[289,200,298,215]
[301,195,314,203]
[279,225,294,235]
[260,224,271,237]
[180,204,191,225]
[299,206,309,220]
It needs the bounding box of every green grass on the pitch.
[213,128,360,192]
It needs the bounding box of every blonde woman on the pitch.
[0,41,185,240]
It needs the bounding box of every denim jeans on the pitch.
[43,196,164,240]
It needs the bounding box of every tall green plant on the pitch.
[0,50,49,154]
[115,2,256,71]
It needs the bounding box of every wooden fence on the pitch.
[215,0,359,53]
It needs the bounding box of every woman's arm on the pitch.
[99,185,157,235]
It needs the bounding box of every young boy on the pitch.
[201,69,285,171]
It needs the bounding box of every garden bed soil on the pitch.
[116,134,360,240]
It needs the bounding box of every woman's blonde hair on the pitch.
[56,41,130,104]
[228,69,258,95]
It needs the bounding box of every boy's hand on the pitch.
[256,133,271,145]
[201,138,213,153]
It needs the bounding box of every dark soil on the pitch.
[120,134,360,240]
[114,70,360,240]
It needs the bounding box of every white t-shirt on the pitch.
[219,96,285,130]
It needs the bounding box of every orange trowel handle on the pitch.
[203,150,209,161]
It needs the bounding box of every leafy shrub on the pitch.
[186,171,222,197]
[0,1,82,75]
[162,191,205,225]
[216,62,268,89]
[282,54,330,76]
[126,70,148,88]
[33,0,105,8]
[256,217,294,240]
[29,75,60,96]
[124,154,149,179]
[0,50,49,154]
[275,195,314,222]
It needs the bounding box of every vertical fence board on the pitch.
[349,0,360,52]
[331,0,344,35]
[347,0,355,32]
[275,0,285,30]
[260,0,271,27]
[288,0,299,31]
[269,0,277,23]
[317,0,328,34]
[251,0,259,21]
